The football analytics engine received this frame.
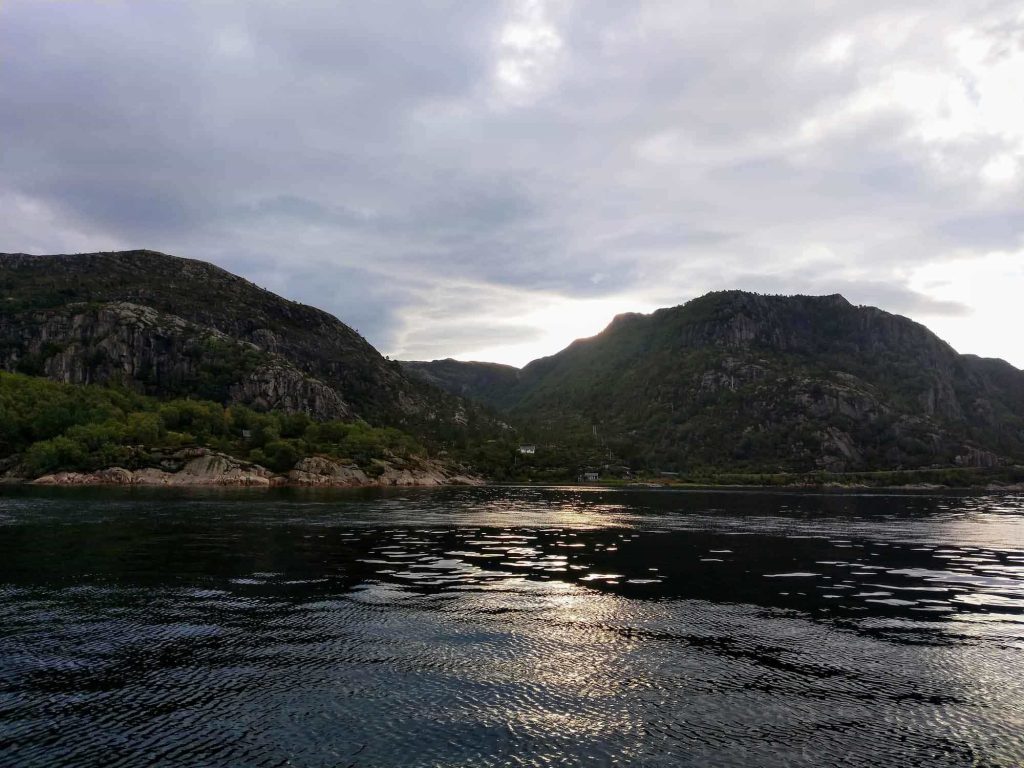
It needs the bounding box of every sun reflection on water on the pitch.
[1,487,1023,766]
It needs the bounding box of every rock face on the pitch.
[32,450,279,487]
[403,291,1024,472]
[287,456,370,486]
[0,250,482,433]
[229,365,351,420]
[28,449,483,488]
[288,455,482,487]
[0,300,352,420]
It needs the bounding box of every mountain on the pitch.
[0,250,484,438]
[402,291,1024,472]
[6,253,1021,477]
[400,358,520,410]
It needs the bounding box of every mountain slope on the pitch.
[400,358,520,410]
[404,291,1024,472]
[0,250,482,436]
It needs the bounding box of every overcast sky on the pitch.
[2,1,1021,367]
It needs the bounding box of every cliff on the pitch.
[0,250,484,436]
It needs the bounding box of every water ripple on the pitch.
[0,486,1022,766]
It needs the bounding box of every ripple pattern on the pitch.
[0,486,1022,767]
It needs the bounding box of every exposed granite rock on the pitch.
[0,300,351,420]
[288,456,369,486]
[288,455,483,487]
[375,463,447,487]
[28,449,483,488]
[0,250,489,434]
[32,450,279,487]
[228,365,350,420]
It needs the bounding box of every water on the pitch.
[1,486,1022,767]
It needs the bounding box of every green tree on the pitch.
[24,436,88,475]
[262,440,300,472]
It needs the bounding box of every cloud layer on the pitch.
[2,0,1022,366]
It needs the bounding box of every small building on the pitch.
[518,444,536,455]
[581,471,600,482]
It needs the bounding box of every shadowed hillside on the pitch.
[403,291,1024,472]
[0,250,489,440]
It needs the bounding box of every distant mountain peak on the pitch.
[403,290,1024,472]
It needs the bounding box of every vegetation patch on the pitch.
[0,372,425,478]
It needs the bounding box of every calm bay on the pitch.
[1,486,1022,767]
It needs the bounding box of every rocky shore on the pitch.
[18,448,482,488]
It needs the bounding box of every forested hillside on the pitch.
[404,292,1024,473]
[0,250,496,443]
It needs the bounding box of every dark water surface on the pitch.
[1,486,1022,767]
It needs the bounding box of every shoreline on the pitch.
[3,449,483,490]
[3,449,1021,492]
[5,476,1022,493]
[19,473,485,489]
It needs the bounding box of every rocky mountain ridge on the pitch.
[0,250,485,438]
[5,251,1021,477]
[403,291,1024,472]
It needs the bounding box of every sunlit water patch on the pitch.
[0,486,1022,766]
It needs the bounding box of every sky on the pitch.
[1,1,1022,368]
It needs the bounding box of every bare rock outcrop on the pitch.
[288,456,370,486]
[0,300,352,421]
[0,250,490,434]
[32,450,279,487]
[29,449,483,488]
[228,365,351,421]
[289,455,483,487]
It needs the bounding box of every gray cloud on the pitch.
[731,275,973,319]
[1,0,1021,363]
[939,212,1024,250]
[399,323,544,363]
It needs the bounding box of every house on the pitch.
[581,471,600,482]
[518,444,536,455]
